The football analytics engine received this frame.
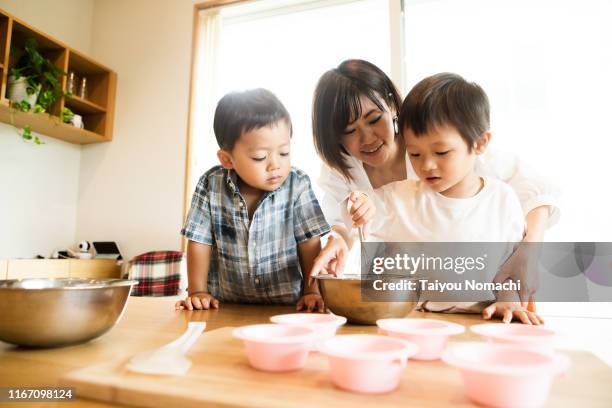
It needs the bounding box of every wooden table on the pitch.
[1,297,611,407]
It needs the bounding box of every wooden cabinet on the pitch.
[3,259,121,280]
[68,259,121,279]
[0,7,116,144]
[6,259,70,279]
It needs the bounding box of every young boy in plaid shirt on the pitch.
[175,89,330,312]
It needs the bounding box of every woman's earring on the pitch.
[393,116,399,135]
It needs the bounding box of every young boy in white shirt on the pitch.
[348,73,543,325]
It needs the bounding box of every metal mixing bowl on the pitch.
[316,275,419,325]
[0,278,137,348]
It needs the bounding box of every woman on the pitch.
[309,59,559,306]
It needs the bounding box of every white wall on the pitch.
[0,0,93,53]
[78,0,198,259]
[0,0,94,258]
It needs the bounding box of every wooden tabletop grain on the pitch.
[1,297,611,407]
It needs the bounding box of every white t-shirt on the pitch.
[369,177,525,243]
[349,177,525,313]
[318,148,560,235]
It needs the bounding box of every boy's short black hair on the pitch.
[213,88,292,151]
[399,73,490,150]
[312,59,402,181]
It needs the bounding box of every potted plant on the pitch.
[8,38,65,113]
[7,39,66,143]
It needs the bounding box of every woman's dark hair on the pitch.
[213,88,292,151]
[399,73,490,150]
[312,59,402,181]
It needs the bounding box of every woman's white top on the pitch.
[317,148,560,233]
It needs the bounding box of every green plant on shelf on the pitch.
[10,38,65,112]
[8,38,66,143]
[20,125,43,145]
[60,107,74,123]
[7,101,43,144]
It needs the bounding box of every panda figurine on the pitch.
[78,240,91,253]
[72,240,93,259]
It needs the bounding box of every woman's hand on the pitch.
[493,206,549,306]
[348,191,375,237]
[493,242,542,307]
[308,234,349,284]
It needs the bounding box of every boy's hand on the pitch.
[175,291,220,311]
[348,191,375,237]
[482,301,544,325]
[296,293,325,313]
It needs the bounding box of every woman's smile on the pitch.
[360,141,384,155]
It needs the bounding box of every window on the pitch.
[188,0,395,199]
[403,0,612,242]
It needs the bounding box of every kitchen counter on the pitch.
[1,297,611,407]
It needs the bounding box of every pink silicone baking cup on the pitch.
[377,318,465,360]
[442,342,570,408]
[270,313,347,343]
[233,324,315,372]
[318,334,419,394]
[470,323,558,351]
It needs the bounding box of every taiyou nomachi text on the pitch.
[372,279,521,292]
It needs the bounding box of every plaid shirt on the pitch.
[181,166,330,304]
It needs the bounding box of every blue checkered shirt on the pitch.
[181,166,330,304]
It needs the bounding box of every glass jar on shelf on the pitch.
[78,77,88,99]
[66,71,77,95]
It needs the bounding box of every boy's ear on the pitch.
[217,149,234,169]
[473,131,492,155]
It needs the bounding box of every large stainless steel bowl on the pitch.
[316,275,419,325]
[0,278,137,348]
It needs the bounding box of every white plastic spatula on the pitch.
[126,321,206,376]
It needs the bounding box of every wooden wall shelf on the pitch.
[0,7,116,144]
[0,100,107,144]
[65,94,106,114]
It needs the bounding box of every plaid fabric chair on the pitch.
[126,251,185,296]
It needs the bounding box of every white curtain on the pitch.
[190,9,223,195]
